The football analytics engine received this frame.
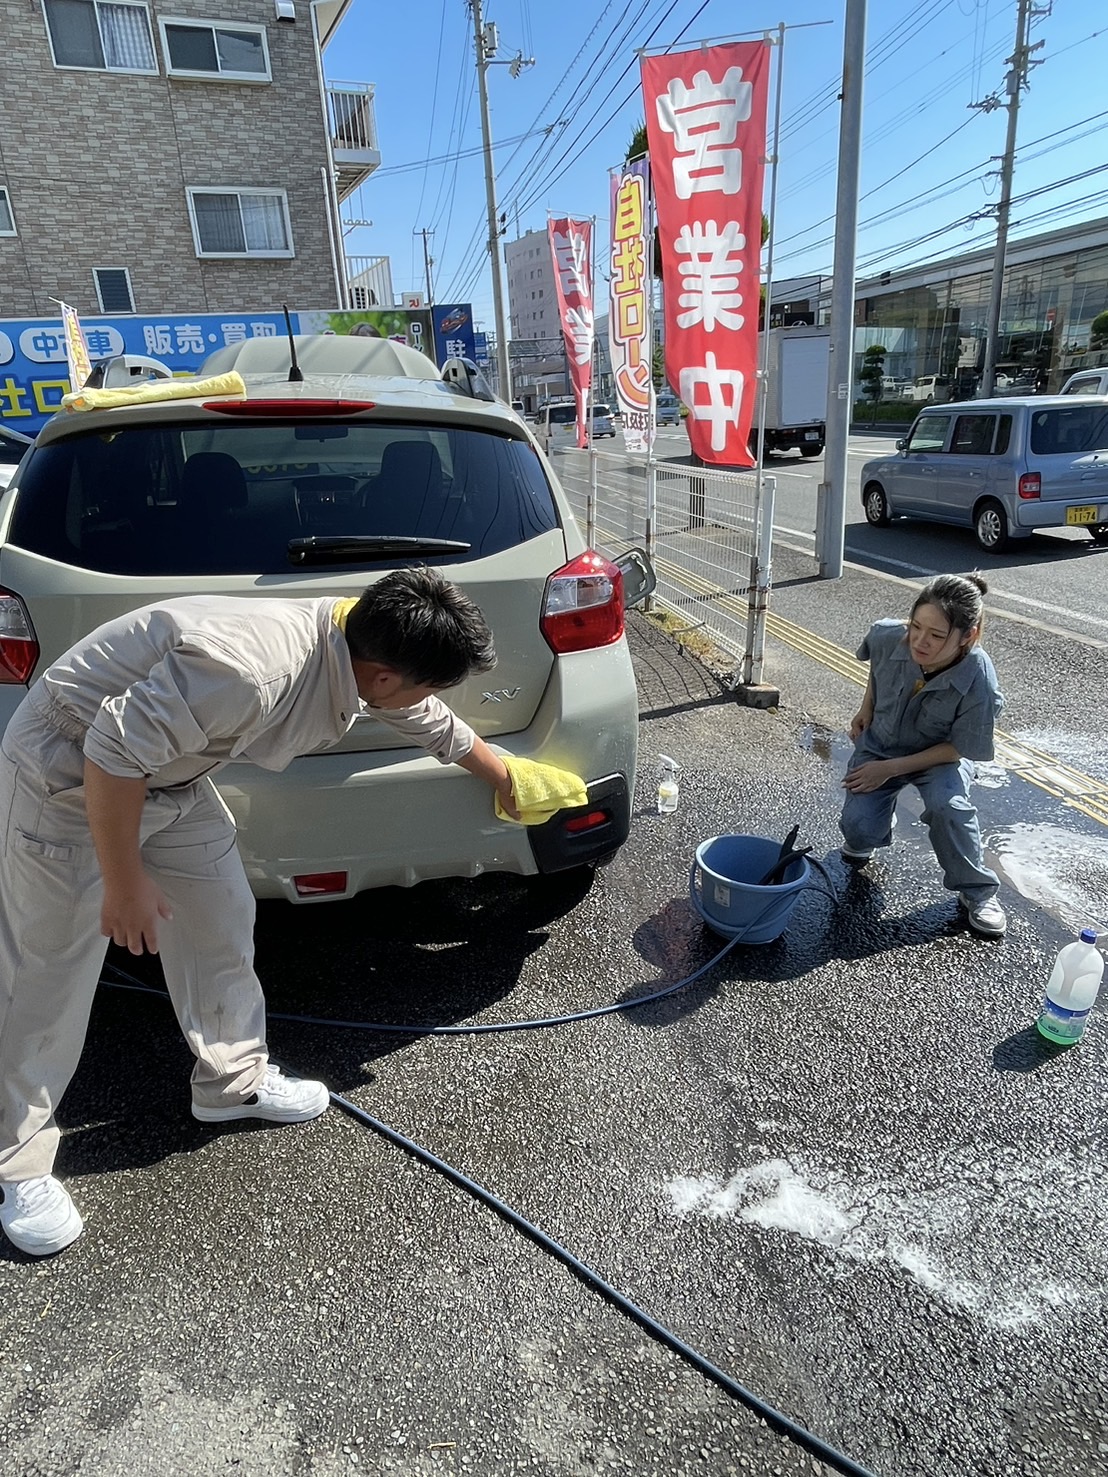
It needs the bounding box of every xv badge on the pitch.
[481,687,522,703]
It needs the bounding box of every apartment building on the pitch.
[0,0,379,316]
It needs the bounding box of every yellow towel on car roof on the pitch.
[60,370,247,413]
[496,756,588,826]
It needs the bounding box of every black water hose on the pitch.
[330,1091,877,1477]
[106,860,840,1039]
[100,863,877,1477]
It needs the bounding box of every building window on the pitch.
[160,18,269,81]
[93,266,135,311]
[0,187,15,236]
[186,188,293,258]
[43,0,157,74]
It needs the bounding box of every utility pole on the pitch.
[815,0,866,581]
[471,0,533,400]
[976,0,1043,398]
[418,227,436,305]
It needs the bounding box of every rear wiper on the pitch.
[287,535,472,565]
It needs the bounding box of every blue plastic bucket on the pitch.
[689,834,811,944]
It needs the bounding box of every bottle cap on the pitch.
[1080,927,1099,945]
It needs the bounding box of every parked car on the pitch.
[1061,369,1108,396]
[859,396,1108,552]
[0,424,34,491]
[535,400,579,452]
[656,395,681,426]
[903,374,951,403]
[0,335,648,900]
[590,403,616,438]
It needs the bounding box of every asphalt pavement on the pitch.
[1,570,1106,1477]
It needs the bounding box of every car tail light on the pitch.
[202,400,375,416]
[564,810,610,834]
[1018,472,1041,499]
[0,589,38,684]
[540,551,624,654]
[293,870,349,898]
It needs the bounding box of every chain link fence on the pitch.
[551,445,777,689]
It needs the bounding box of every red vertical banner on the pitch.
[641,43,770,467]
[548,218,594,449]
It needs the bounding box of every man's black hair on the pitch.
[344,568,497,689]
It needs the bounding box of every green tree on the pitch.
[859,345,888,424]
[1090,310,1108,351]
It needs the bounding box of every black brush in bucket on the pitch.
[689,826,813,944]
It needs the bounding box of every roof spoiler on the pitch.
[441,356,497,403]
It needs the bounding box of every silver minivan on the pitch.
[859,396,1108,552]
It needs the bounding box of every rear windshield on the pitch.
[1028,406,1108,456]
[547,404,576,425]
[10,419,560,575]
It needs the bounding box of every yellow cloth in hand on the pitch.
[496,756,588,825]
[60,370,247,413]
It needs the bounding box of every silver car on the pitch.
[0,336,646,902]
[859,396,1108,552]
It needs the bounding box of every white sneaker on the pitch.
[958,892,1007,937]
[840,844,873,864]
[191,1066,330,1124]
[1,1175,84,1256]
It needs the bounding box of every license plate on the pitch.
[1065,505,1100,525]
[804,430,819,441]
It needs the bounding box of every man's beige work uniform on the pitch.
[0,596,477,1183]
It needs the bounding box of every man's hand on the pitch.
[842,759,894,795]
[101,873,174,955]
[495,770,520,821]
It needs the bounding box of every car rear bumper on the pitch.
[1015,496,1108,530]
[217,641,639,901]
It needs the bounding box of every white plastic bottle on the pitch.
[1035,928,1104,1046]
[657,755,680,814]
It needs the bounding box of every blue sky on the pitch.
[330,0,1107,329]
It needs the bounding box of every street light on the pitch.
[471,0,534,400]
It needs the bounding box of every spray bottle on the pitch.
[657,755,680,814]
[1035,928,1104,1046]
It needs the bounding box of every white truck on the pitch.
[749,325,830,458]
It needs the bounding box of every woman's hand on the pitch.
[842,759,894,795]
[101,872,174,955]
[848,708,873,741]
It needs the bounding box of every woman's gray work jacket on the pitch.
[856,618,1004,764]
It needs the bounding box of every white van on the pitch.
[536,400,579,454]
[1061,369,1108,396]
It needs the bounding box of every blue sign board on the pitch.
[0,313,295,433]
[1,303,478,434]
[430,304,477,367]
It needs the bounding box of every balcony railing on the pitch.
[326,82,380,199]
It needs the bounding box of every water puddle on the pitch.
[664,1150,1104,1332]
[988,822,1108,934]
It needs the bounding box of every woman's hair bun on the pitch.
[964,572,988,597]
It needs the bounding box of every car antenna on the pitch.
[282,304,304,383]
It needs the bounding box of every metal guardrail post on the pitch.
[587,445,597,547]
[741,472,776,691]
[644,458,657,613]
